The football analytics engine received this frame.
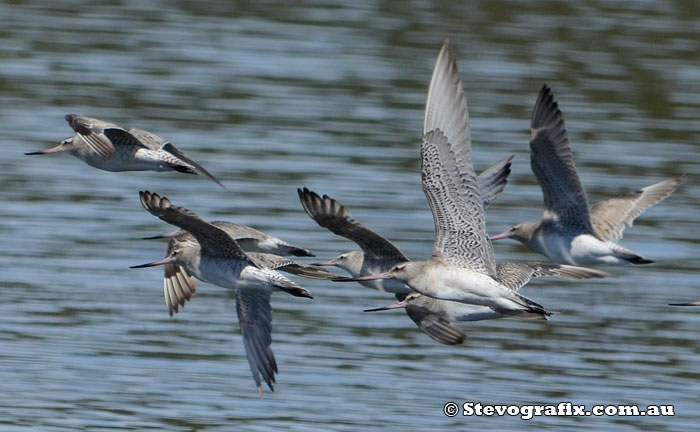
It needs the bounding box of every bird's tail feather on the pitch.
[270,274,313,298]
[496,292,551,318]
[612,244,654,265]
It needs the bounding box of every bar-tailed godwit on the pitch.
[490,86,683,265]
[26,114,225,188]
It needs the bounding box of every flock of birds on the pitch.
[25,40,688,395]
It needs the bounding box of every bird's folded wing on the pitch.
[66,114,134,160]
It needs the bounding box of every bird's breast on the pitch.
[412,265,502,302]
[198,258,246,289]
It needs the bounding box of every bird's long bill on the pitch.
[669,301,700,306]
[312,259,338,267]
[25,145,65,155]
[333,272,390,282]
[130,256,174,268]
[489,230,511,241]
[364,300,407,312]
[142,230,180,240]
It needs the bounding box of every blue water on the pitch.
[0,1,698,430]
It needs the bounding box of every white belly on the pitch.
[413,265,522,310]
[198,258,251,289]
[79,149,174,172]
[541,234,625,265]
[530,229,575,264]
[449,302,506,322]
[530,229,612,265]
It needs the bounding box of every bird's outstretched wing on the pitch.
[422,129,496,275]
[397,293,466,345]
[590,177,684,242]
[139,191,251,262]
[477,155,514,210]
[529,85,592,234]
[420,40,496,275]
[236,289,277,394]
[163,261,197,316]
[298,188,408,264]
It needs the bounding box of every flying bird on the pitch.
[133,191,315,394]
[26,114,225,188]
[336,40,613,320]
[297,156,514,345]
[136,227,338,316]
[365,262,614,338]
[490,86,683,265]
